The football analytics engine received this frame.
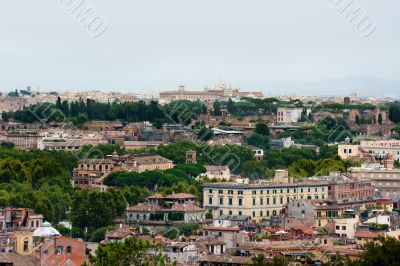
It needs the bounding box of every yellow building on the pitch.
[14,230,34,255]
[203,180,328,222]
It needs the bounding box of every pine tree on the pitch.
[61,101,70,117]
[56,97,62,110]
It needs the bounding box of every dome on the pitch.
[33,221,61,237]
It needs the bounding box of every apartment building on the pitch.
[126,193,205,224]
[203,171,375,223]
[276,108,308,124]
[37,236,86,266]
[5,131,42,150]
[200,165,231,180]
[203,175,328,222]
[349,165,400,198]
[360,140,400,162]
[0,208,43,231]
[72,152,173,190]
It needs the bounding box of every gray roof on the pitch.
[215,215,250,221]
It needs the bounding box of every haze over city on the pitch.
[1,1,400,96]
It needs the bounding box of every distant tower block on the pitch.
[186,150,197,164]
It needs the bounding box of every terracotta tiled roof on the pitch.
[147,193,165,199]
[155,235,173,245]
[135,155,173,165]
[79,158,113,164]
[105,228,138,239]
[205,165,229,172]
[171,204,205,212]
[127,203,159,212]
[203,226,241,232]
[290,226,315,235]
[0,253,39,266]
[199,254,252,264]
[165,193,196,199]
[355,230,382,239]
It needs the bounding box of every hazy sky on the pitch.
[1,1,399,95]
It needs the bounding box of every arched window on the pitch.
[136,214,140,220]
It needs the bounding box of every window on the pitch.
[252,198,256,206]
[267,190,270,194]
[342,226,346,230]
[267,198,270,205]
[229,210,232,215]
[260,198,263,205]
[208,197,213,205]
[66,246,72,253]
[238,198,242,206]
[273,198,276,205]
[220,210,223,215]
[280,197,283,204]
[238,211,242,215]
[209,189,213,193]
[260,190,263,195]
[219,198,223,205]
[238,190,243,195]
[56,246,63,254]
[23,240,29,252]
[252,190,257,195]
[260,211,263,217]
[252,211,255,217]
[267,210,270,216]
[218,190,223,194]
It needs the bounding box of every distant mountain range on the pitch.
[258,75,400,98]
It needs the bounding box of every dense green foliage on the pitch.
[246,133,270,149]
[388,102,400,123]
[2,98,205,127]
[288,157,358,178]
[156,141,254,174]
[277,116,353,145]
[103,164,203,190]
[86,236,175,266]
[0,147,76,223]
[69,189,121,230]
